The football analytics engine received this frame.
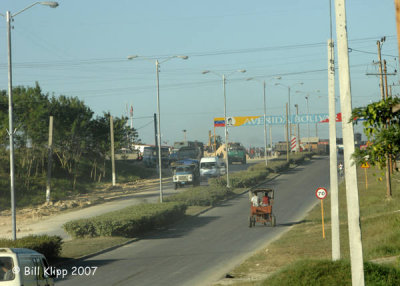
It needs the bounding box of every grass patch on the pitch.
[261,260,400,286]
[61,236,132,259]
[228,166,400,285]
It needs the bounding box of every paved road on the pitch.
[56,156,330,286]
[8,159,262,240]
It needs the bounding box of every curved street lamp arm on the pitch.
[12,1,58,17]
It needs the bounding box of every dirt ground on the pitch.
[0,177,166,237]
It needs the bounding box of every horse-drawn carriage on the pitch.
[249,188,276,227]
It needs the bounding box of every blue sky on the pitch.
[0,0,398,148]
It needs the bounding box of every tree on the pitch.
[352,97,400,198]
[49,95,94,190]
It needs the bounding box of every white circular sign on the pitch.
[315,187,328,200]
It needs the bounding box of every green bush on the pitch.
[63,202,186,238]
[229,170,267,188]
[0,235,63,258]
[267,161,290,173]
[262,259,400,286]
[164,186,232,206]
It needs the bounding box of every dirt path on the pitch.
[0,177,170,238]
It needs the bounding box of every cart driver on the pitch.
[262,193,270,206]
[251,193,259,207]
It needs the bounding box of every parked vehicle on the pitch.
[171,159,200,189]
[200,157,223,179]
[0,248,55,285]
[227,143,246,164]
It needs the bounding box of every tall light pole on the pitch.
[0,1,59,241]
[203,69,246,188]
[128,55,188,202]
[275,82,303,145]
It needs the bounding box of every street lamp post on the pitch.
[203,69,246,188]
[128,55,188,202]
[0,1,59,241]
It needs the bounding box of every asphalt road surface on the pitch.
[56,156,330,286]
[3,159,261,240]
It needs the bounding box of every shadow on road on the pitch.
[143,215,219,240]
[276,220,307,227]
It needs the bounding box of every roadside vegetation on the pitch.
[0,235,62,259]
[0,84,146,209]
[63,202,186,238]
[221,166,400,286]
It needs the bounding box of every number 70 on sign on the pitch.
[315,187,328,200]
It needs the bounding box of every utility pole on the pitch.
[154,113,158,149]
[46,116,54,203]
[384,58,393,190]
[377,40,385,100]
[395,0,400,64]
[223,74,231,188]
[6,10,16,241]
[334,0,365,285]
[286,103,289,162]
[153,113,160,179]
[110,115,116,186]
[384,60,389,99]
[328,39,340,261]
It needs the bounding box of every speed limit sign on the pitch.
[315,187,328,200]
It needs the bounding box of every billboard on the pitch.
[214,113,342,127]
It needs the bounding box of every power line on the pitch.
[0,35,395,69]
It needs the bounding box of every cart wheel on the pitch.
[174,183,178,190]
[252,217,256,227]
[271,215,276,227]
[249,217,253,228]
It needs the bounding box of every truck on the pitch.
[142,146,170,168]
[174,141,204,161]
[171,159,200,189]
[227,142,247,164]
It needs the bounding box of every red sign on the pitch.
[315,187,328,200]
[319,113,342,123]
